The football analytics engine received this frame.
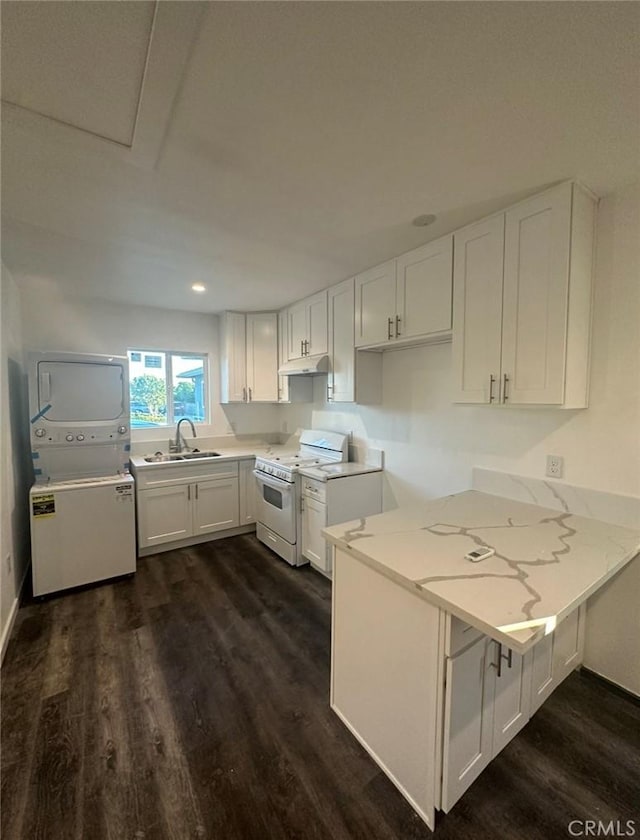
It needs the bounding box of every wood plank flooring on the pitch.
[2,534,639,839]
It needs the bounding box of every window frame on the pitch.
[127,348,209,428]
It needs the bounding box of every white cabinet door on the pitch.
[490,642,532,756]
[246,313,278,402]
[441,637,494,812]
[328,278,355,403]
[287,301,307,360]
[277,309,290,402]
[220,312,247,403]
[354,260,397,347]
[239,460,257,525]
[396,235,453,340]
[137,485,192,547]
[530,606,585,714]
[193,478,240,535]
[307,290,328,356]
[501,183,572,405]
[302,495,327,570]
[451,216,505,404]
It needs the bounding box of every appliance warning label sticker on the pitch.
[32,494,55,518]
[115,484,133,495]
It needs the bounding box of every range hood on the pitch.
[278,354,329,376]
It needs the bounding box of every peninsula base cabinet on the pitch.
[331,549,587,828]
[132,459,257,556]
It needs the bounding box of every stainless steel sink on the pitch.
[143,451,221,463]
[181,451,221,459]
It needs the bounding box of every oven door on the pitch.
[253,471,296,544]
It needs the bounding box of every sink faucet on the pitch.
[170,417,197,453]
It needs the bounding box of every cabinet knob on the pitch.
[242,387,247,402]
[387,317,394,340]
[489,374,496,403]
[395,315,401,337]
[503,373,509,402]
[248,387,252,401]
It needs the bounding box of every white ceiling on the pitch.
[2,1,639,315]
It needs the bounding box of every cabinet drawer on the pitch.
[302,477,326,502]
[446,615,484,657]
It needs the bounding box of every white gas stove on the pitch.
[254,430,348,565]
[255,430,349,482]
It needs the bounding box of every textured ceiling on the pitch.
[2,1,639,314]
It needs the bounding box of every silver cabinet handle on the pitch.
[387,317,394,340]
[489,374,496,403]
[326,383,333,401]
[248,387,252,401]
[187,485,191,501]
[395,315,401,337]
[490,641,503,677]
[506,648,513,669]
[304,339,309,356]
[503,373,509,402]
[300,340,304,357]
[195,484,199,500]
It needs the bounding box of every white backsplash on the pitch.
[472,467,640,530]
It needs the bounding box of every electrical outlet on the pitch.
[546,455,564,479]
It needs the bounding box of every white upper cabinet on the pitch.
[287,290,328,360]
[220,311,278,403]
[328,277,382,404]
[451,215,505,404]
[452,182,596,408]
[246,313,278,402]
[355,260,397,347]
[355,235,453,349]
[396,236,453,340]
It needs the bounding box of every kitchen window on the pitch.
[127,350,208,428]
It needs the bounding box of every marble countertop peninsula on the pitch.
[323,490,640,653]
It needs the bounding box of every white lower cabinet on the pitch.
[192,477,239,535]
[301,495,327,570]
[138,484,192,547]
[330,551,587,827]
[133,459,256,553]
[239,459,257,525]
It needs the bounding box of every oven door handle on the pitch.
[253,470,293,492]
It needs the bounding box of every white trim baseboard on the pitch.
[1,565,29,665]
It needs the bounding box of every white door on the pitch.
[307,290,328,356]
[501,183,572,405]
[288,302,307,360]
[246,313,278,402]
[328,278,355,403]
[529,632,555,714]
[239,460,257,525]
[254,471,297,544]
[490,642,531,756]
[354,260,397,347]
[553,606,584,685]
[451,215,505,403]
[193,478,240,535]
[302,495,327,569]
[396,235,453,340]
[441,637,494,811]
[138,485,192,547]
[222,312,247,403]
[278,309,290,402]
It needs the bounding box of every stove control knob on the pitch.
[76,434,85,441]
[117,425,127,434]
[34,428,46,438]
[66,434,74,442]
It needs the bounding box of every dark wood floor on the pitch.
[2,535,639,839]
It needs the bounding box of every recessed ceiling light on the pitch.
[191,283,206,293]
[412,213,437,227]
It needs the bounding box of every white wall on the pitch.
[18,288,281,444]
[1,263,31,658]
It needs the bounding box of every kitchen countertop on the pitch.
[299,462,382,481]
[323,489,640,653]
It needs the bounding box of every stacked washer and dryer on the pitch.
[28,351,136,597]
